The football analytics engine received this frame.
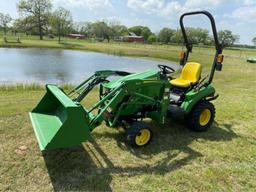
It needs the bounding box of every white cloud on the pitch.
[161,1,185,16]
[127,0,186,17]
[54,0,112,10]
[229,0,256,22]
[127,0,164,14]
[127,0,230,17]
[185,0,229,9]
[244,0,256,6]
[232,6,256,21]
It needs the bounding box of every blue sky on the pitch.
[0,0,255,45]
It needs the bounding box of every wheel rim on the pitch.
[199,109,211,126]
[135,129,151,146]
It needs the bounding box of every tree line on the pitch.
[0,0,254,47]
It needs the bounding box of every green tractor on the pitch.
[29,11,224,150]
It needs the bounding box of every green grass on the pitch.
[0,37,256,191]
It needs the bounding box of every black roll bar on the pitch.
[179,10,223,84]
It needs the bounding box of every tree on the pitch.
[129,26,142,36]
[218,30,239,47]
[13,16,37,35]
[110,24,128,37]
[81,22,94,37]
[18,0,52,40]
[91,21,112,42]
[0,13,12,35]
[147,34,157,44]
[129,26,152,40]
[72,22,88,35]
[252,37,256,46]
[158,28,175,44]
[141,27,152,41]
[171,28,211,45]
[186,27,209,44]
[170,29,183,44]
[51,7,72,43]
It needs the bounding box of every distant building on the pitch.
[67,34,85,39]
[115,32,144,43]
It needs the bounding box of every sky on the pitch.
[0,0,255,45]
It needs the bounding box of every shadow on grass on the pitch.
[43,145,113,192]
[95,119,237,158]
[92,119,238,175]
[43,120,237,191]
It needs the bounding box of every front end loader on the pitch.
[29,11,224,150]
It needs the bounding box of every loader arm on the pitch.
[68,70,131,102]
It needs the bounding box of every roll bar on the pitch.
[179,11,223,84]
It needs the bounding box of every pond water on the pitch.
[0,48,178,84]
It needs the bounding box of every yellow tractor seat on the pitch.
[170,62,202,88]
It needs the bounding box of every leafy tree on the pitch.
[218,30,239,47]
[0,13,12,35]
[186,27,209,44]
[158,28,175,44]
[147,34,157,44]
[51,7,72,43]
[171,28,212,45]
[141,27,152,41]
[252,37,256,46]
[18,0,52,40]
[72,22,88,34]
[91,21,112,42]
[204,36,215,46]
[10,21,19,36]
[170,30,183,44]
[110,24,128,36]
[129,26,152,40]
[81,22,94,37]
[129,26,142,36]
[13,16,37,35]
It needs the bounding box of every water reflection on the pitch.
[0,48,178,84]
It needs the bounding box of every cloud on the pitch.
[127,0,186,17]
[230,0,256,22]
[161,1,185,16]
[232,6,256,21]
[54,0,112,10]
[244,0,256,6]
[127,0,230,17]
[185,0,229,9]
[127,0,164,14]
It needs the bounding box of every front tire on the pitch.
[187,100,215,132]
[126,122,153,147]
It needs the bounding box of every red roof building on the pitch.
[119,32,144,43]
[67,34,85,39]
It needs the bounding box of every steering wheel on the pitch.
[158,64,175,75]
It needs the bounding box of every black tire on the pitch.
[187,100,215,132]
[126,122,153,147]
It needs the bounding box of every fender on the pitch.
[181,85,215,114]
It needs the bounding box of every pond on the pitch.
[0,48,178,84]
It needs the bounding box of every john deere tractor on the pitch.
[29,11,224,150]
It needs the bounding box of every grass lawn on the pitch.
[0,37,256,191]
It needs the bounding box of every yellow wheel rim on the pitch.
[199,109,211,126]
[135,129,151,146]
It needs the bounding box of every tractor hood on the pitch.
[103,69,160,89]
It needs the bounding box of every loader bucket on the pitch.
[29,85,92,151]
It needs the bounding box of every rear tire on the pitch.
[126,122,153,147]
[187,100,215,132]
